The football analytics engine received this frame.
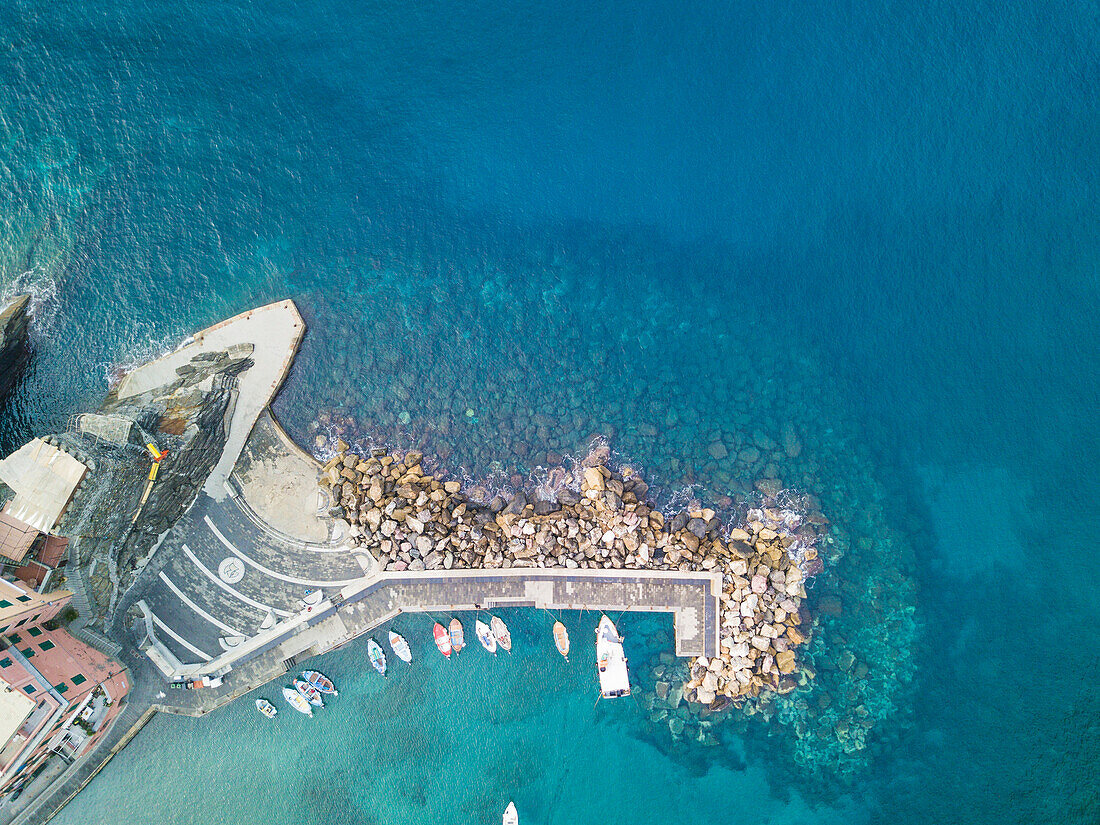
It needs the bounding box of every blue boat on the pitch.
[301,670,338,696]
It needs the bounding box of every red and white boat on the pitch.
[433,622,452,657]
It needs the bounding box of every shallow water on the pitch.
[3,1,1098,823]
[53,612,864,825]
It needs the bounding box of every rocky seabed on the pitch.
[275,240,919,785]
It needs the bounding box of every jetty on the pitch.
[0,297,815,823]
[85,298,806,715]
[122,411,721,694]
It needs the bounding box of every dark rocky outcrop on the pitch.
[0,294,32,406]
[53,350,252,623]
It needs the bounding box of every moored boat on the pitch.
[491,615,512,652]
[503,801,518,825]
[255,698,277,719]
[433,622,452,657]
[475,619,497,654]
[367,638,387,675]
[595,615,631,698]
[301,670,337,695]
[449,618,465,652]
[388,630,412,663]
[553,621,570,661]
[294,679,324,707]
[282,687,313,717]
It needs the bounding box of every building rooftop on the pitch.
[0,513,38,564]
[0,679,35,755]
[0,439,87,534]
[0,578,71,626]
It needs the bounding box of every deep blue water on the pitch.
[2,1,1098,823]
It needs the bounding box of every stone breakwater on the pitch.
[284,251,919,782]
[322,441,821,706]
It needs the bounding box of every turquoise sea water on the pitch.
[2,1,1098,823]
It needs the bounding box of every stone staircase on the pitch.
[64,563,123,657]
[63,563,93,628]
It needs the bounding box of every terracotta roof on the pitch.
[36,536,68,570]
[0,512,39,563]
[12,561,48,590]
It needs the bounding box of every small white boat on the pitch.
[301,670,337,695]
[476,619,497,654]
[503,801,518,825]
[294,679,324,707]
[553,621,570,661]
[368,638,387,676]
[595,615,631,698]
[282,687,313,717]
[255,698,277,719]
[388,630,412,663]
[491,615,512,652]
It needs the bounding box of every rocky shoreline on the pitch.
[323,440,823,708]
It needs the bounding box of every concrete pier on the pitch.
[136,563,722,717]
[339,567,722,658]
[123,403,723,692]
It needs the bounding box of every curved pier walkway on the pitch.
[144,564,722,717]
[121,410,723,707]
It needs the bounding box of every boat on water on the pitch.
[301,670,337,695]
[503,801,518,825]
[595,615,631,698]
[449,618,465,652]
[294,679,325,707]
[433,622,452,657]
[282,687,313,717]
[367,638,387,676]
[255,698,277,719]
[388,630,412,663]
[553,621,570,661]
[475,619,497,653]
[491,615,512,652]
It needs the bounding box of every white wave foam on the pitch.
[99,324,177,388]
[4,264,60,331]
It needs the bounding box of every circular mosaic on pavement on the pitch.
[218,557,245,584]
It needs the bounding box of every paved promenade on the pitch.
[114,413,372,676]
